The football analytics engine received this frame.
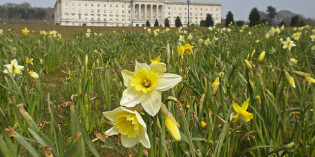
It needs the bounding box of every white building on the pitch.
[54,0,221,27]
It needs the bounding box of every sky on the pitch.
[0,0,314,21]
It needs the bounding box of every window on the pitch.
[104,10,106,13]
[78,3,80,6]
[168,12,170,15]
[122,5,124,8]
[168,7,170,9]
[201,8,202,11]
[129,5,131,8]
[179,7,181,10]
[104,4,106,7]
[72,3,74,6]
[85,4,87,7]
[98,9,100,13]
[110,5,112,7]
[98,4,100,7]
[91,4,93,7]
[104,18,106,20]
[110,10,112,14]
[122,10,124,14]
[200,13,202,16]
[128,10,130,13]
[116,5,118,8]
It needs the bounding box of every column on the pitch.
[139,4,141,20]
[145,4,147,20]
[150,5,153,20]
[161,5,164,25]
[156,5,158,20]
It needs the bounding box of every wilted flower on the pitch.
[3,59,24,77]
[232,99,253,122]
[21,28,30,35]
[120,61,182,116]
[284,71,296,88]
[282,37,296,51]
[103,107,150,148]
[245,59,253,71]
[305,76,315,83]
[211,77,220,96]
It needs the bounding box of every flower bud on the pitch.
[258,51,265,62]
[164,116,181,141]
[211,77,220,96]
[245,59,253,71]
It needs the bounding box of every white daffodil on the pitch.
[103,107,150,148]
[121,61,182,116]
[3,59,24,77]
[282,37,296,51]
[292,32,301,40]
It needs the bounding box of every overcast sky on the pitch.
[0,0,314,21]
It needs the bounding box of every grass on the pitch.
[0,24,314,157]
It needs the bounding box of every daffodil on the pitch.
[292,32,301,40]
[21,27,30,35]
[282,37,296,51]
[245,59,253,71]
[150,55,162,63]
[201,121,207,128]
[184,44,194,54]
[289,58,298,65]
[25,58,33,65]
[211,77,220,96]
[187,34,193,40]
[177,44,185,56]
[3,59,24,77]
[265,33,270,39]
[179,35,185,42]
[147,28,151,34]
[86,33,90,38]
[204,38,211,45]
[103,107,150,148]
[284,71,296,88]
[232,99,253,122]
[0,29,3,35]
[310,35,315,41]
[28,71,39,79]
[120,61,182,116]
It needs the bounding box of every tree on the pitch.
[278,20,285,27]
[154,19,159,27]
[164,18,170,27]
[225,11,234,27]
[299,20,305,26]
[266,6,276,26]
[146,20,151,27]
[200,20,206,27]
[236,20,245,26]
[249,7,260,27]
[261,18,268,24]
[290,15,300,27]
[175,16,182,27]
[205,14,214,27]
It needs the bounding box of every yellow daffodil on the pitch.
[184,44,194,54]
[305,76,315,83]
[147,28,151,34]
[40,31,47,35]
[153,30,158,36]
[25,58,33,65]
[86,33,90,38]
[257,51,265,62]
[3,59,24,77]
[265,33,270,39]
[177,44,185,56]
[164,116,181,141]
[87,28,91,33]
[120,61,182,116]
[103,107,150,148]
[28,71,39,79]
[282,37,296,51]
[201,121,207,128]
[232,99,253,122]
[198,38,204,43]
[150,55,162,63]
[310,35,315,41]
[269,27,276,35]
[276,28,281,33]
[292,32,301,40]
[0,29,3,35]
[186,103,190,109]
[21,27,30,35]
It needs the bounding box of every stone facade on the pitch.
[54,0,221,27]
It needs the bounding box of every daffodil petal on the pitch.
[142,90,161,116]
[103,107,124,121]
[241,98,250,110]
[232,102,242,113]
[135,111,146,127]
[121,135,138,148]
[155,73,182,91]
[241,111,253,122]
[135,61,150,71]
[149,63,166,74]
[105,126,119,136]
[120,87,146,107]
[121,70,134,87]
[139,130,151,149]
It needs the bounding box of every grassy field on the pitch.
[0,24,314,157]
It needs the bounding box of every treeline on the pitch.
[0,2,54,24]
